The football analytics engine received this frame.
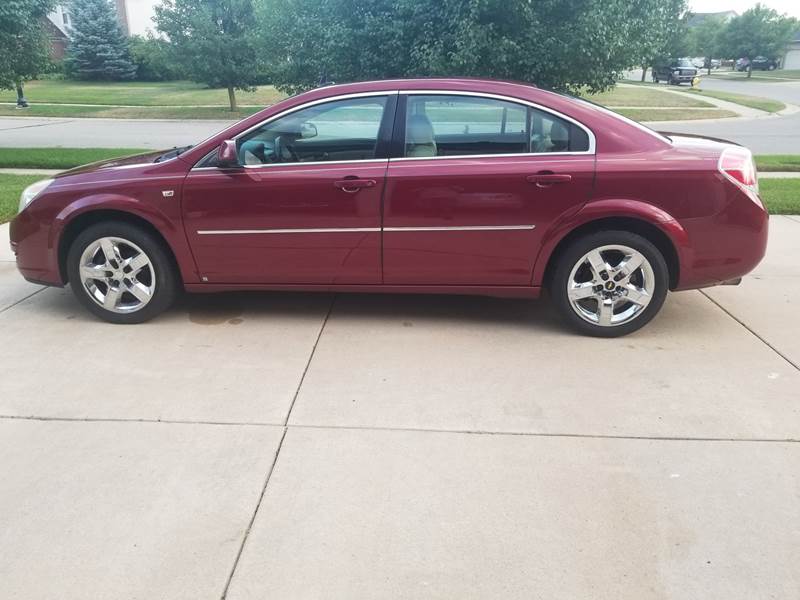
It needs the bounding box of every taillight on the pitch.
[719,146,759,195]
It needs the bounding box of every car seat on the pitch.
[406,114,438,158]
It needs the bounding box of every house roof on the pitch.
[687,11,738,27]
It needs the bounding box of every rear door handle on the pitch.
[334,179,377,193]
[526,173,572,186]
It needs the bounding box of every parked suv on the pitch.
[652,58,698,84]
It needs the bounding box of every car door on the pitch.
[382,92,595,285]
[182,93,395,285]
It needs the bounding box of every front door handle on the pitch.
[334,179,377,193]
[526,173,572,187]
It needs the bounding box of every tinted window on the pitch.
[236,96,387,165]
[404,94,589,158]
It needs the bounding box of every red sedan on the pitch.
[10,78,768,336]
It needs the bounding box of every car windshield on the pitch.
[676,59,694,67]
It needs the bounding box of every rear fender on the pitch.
[531,198,691,287]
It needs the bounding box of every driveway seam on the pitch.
[0,287,44,314]
[1,414,796,443]
[283,294,336,426]
[785,215,800,224]
[700,289,799,371]
[219,426,288,600]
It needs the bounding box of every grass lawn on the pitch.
[708,69,800,81]
[614,108,737,121]
[755,155,800,172]
[0,174,44,223]
[0,80,285,107]
[0,104,261,120]
[584,86,712,107]
[759,179,800,214]
[685,89,785,113]
[0,148,149,170]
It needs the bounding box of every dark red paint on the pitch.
[10,78,768,300]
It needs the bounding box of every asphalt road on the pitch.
[647,111,800,154]
[1,216,799,599]
[0,116,230,149]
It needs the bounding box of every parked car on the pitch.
[652,58,698,84]
[751,56,778,70]
[737,56,779,71]
[704,58,721,70]
[10,78,768,337]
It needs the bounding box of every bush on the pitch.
[129,35,183,81]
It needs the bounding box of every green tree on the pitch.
[0,0,55,105]
[721,4,797,77]
[66,0,137,80]
[155,0,261,111]
[257,0,688,94]
[686,15,726,75]
[129,34,183,81]
[637,1,689,82]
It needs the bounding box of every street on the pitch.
[1,216,798,599]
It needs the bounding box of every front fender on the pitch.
[51,193,178,248]
[531,198,692,287]
[50,193,199,285]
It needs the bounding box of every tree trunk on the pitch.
[707,58,711,76]
[641,65,648,82]
[747,65,752,78]
[227,85,237,111]
[15,81,28,108]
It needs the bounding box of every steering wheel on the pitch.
[273,135,300,163]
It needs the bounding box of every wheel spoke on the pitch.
[126,281,152,303]
[616,253,645,282]
[100,239,121,265]
[103,285,122,309]
[585,250,609,280]
[597,299,614,326]
[125,253,150,276]
[81,265,108,281]
[568,283,596,301]
[624,285,650,306]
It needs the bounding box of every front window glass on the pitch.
[236,96,387,165]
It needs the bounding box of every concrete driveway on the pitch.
[0,217,798,599]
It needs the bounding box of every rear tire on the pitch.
[550,231,669,337]
[67,221,178,324]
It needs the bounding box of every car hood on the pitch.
[55,148,188,178]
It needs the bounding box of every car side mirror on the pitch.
[300,123,318,139]
[217,140,240,168]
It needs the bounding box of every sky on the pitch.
[123,0,800,37]
[689,0,800,18]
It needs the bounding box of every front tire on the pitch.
[550,231,669,337]
[67,221,178,324]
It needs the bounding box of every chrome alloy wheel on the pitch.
[78,236,156,314]
[566,244,655,327]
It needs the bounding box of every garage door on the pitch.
[784,49,800,69]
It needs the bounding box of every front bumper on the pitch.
[9,210,63,287]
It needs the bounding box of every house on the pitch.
[783,30,800,70]
[44,6,71,60]
[45,0,132,60]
